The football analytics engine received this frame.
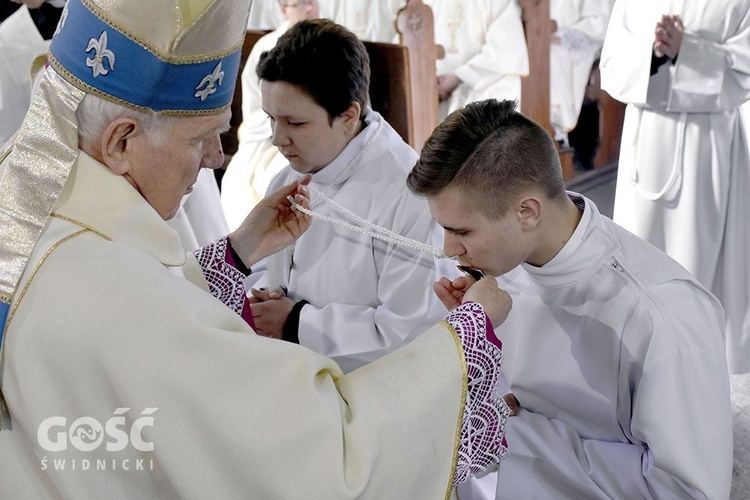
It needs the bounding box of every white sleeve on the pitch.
[366,0,404,42]
[298,194,446,373]
[599,0,655,105]
[497,281,733,499]
[601,1,750,112]
[454,0,529,91]
[563,0,612,41]
[668,18,750,112]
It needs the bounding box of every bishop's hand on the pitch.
[228,175,312,268]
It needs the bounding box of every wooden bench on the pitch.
[590,64,626,169]
[520,0,575,179]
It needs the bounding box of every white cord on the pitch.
[288,186,449,259]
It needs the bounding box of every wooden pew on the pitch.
[589,64,626,169]
[519,0,625,176]
[519,0,552,135]
[519,0,576,180]
[220,29,270,167]
[363,41,413,146]
[365,0,445,153]
[388,0,579,171]
[393,0,443,152]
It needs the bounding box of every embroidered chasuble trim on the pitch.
[51,212,112,241]
[6,229,90,332]
[441,303,511,487]
[193,237,253,328]
[439,319,468,500]
[51,213,187,267]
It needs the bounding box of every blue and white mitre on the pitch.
[0,0,252,346]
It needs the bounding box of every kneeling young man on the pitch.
[408,99,733,499]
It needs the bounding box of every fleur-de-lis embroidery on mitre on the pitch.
[194,61,225,101]
[54,4,69,37]
[85,31,116,77]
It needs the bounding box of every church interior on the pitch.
[0,0,748,497]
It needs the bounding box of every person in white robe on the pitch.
[248,19,453,374]
[426,0,529,119]
[246,0,284,29]
[0,0,64,147]
[221,0,319,231]
[408,99,734,499]
[731,372,750,499]
[600,0,750,374]
[0,0,513,496]
[549,0,611,143]
[322,0,403,42]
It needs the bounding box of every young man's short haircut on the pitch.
[407,99,567,218]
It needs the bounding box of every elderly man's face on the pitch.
[124,109,230,220]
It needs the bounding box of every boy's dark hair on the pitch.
[407,99,567,218]
[256,18,370,122]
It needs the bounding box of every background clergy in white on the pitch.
[601,0,750,374]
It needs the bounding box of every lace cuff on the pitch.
[193,237,255,329]
[444,302,510,486]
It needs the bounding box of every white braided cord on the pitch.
[288,186,448,259]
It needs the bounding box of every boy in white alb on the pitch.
[409,99,733,499]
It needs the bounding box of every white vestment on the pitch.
[494,195,733,499]
[221,22,290,230]
[253,108,451,373]
[321,0,403,42]
[167,169,230,252]
[600,0,750,374]
[549,0,611,137]
[427,0,529,117]
[0,151,468,499]
[730,373,750,499]
[0,6,49,147]
[246,0,284,29]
